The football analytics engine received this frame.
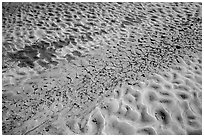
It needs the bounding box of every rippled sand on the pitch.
[2,2,202,135]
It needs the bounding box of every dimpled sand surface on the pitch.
[2,2,202,135]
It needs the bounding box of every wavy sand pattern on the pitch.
[2,2,202,135]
